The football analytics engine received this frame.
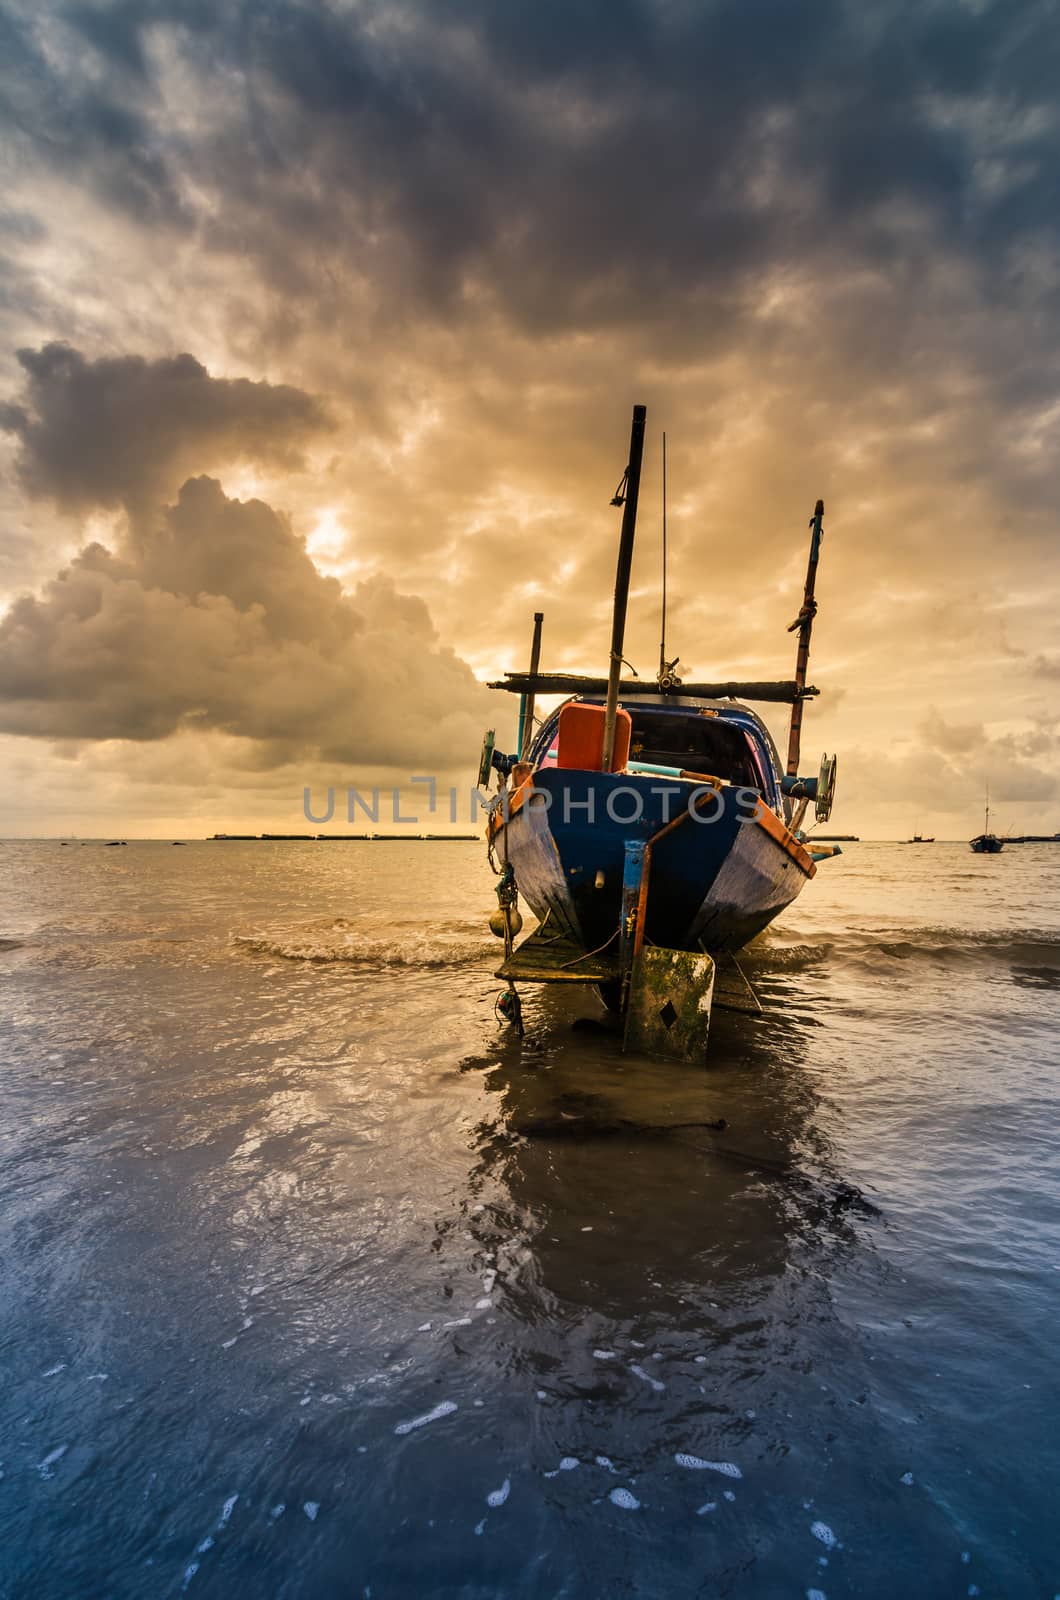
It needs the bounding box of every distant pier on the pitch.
[208,832,479,841]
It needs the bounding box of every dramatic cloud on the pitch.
[18,0,1052,331]
[0,474,489,764]
[0,0,1058,833]
[0,344,330,512]
[840,709,1060,833]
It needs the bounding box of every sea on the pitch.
[0,838,1058,1599]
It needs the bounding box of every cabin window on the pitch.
[628,711,760,789]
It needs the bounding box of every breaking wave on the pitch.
[231,917,1060,981]
[231,921,497,969]
[752,928,1060,976]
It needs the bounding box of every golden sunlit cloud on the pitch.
[0,0,1058,836]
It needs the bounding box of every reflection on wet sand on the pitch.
[391,978,914,1598]
[464,968,874,1325]
[5,842,1055,1599]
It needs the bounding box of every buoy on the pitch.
[489,905,523,940]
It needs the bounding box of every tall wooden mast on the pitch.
[785,499,825,778]
[517,611,544,760]
[602,404,647,771]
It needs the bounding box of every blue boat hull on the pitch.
[491,768,815,958]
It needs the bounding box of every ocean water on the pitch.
[0,838,1058,1599]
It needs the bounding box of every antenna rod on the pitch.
[785,499,825,778]
[659,430,667,683]
[602,404,647,771]
[518,612,544,760]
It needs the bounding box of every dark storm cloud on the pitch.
[0,344,330,511]
[5,0,1060,397]
[0,2,186,229]
[1,0,1058,833]
[64,0,153,74]
[24,0,1054,328]
[0,474,490,761]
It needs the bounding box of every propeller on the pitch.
[815,753,838,824]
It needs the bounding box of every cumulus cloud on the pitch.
[1,0,1059,832]
[0,344,330,512]
[0,475,490,765]
[836,709,1059,829]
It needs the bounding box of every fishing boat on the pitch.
[477,404,840,1058]
[904,831,935,843]
[970,788,1003,854]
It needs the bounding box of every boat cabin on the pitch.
[528,696,784,812]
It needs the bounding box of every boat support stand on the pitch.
[619,838,716,1061]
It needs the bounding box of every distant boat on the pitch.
[970,788,1003,854]
[904,831,935,843]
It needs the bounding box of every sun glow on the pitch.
[305,507,360,581]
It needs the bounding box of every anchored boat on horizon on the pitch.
[478,404,840,1059]
[970,787,1004,854]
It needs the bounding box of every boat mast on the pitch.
[602,404,647,771]
[517,611,544,760]
[659,430,668,683]
[785,499,825,778]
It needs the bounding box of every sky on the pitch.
[0,0,1058,839]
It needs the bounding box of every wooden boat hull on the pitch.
[490,768,815,958]
[970,834,1003,854]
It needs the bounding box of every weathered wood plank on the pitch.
[496,925,619,984]
[488,674,819,704]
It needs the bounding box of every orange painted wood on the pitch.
[555,703,632,772]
